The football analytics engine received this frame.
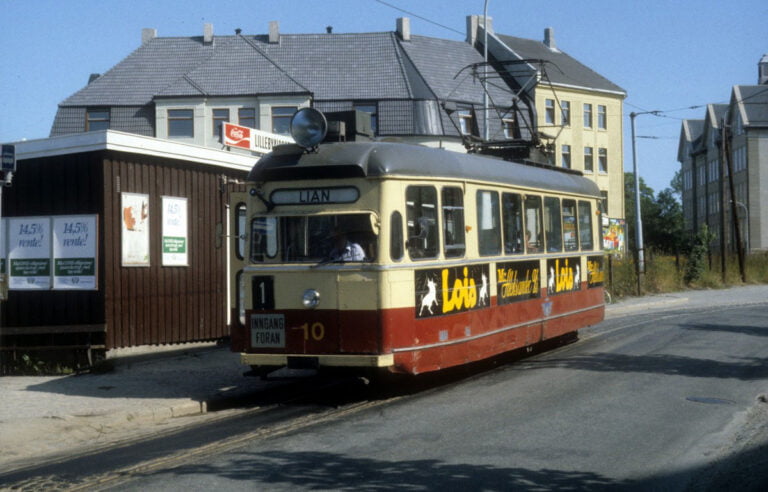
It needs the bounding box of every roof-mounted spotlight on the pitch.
[290,107,328,151]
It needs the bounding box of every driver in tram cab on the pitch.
[329,227,366,261]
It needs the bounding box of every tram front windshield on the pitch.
[250,213,376,263]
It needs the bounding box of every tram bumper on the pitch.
[240,352,394,369]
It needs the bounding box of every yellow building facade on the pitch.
[536,86,626,220]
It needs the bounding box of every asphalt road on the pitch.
[8,289,768,491]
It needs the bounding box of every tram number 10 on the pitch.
[294,322,325,341]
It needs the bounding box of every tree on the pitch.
[624,173,684,255]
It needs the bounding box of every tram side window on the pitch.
[406,186,438,259]
[390,211,404,261]
[578,200,594,250]
[442,187,465,258]
[477,190,501,256]
[544,197,563,252]
[562,199,579,251]
[524,195,543,253]
[250,216,277,261]
[502,192,524,254]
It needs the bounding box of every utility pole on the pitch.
[719,122,727,282]
[629,111,657,296]
[483,1,490,141]
[721,120,747,282]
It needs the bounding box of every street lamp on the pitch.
[629,110,659,295]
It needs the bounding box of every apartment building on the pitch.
[678,56,768,252]
[473,21,627,221]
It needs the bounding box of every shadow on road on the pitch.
[514,352,768,380]
[160,450,635,490]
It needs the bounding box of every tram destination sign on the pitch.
[270,186,359,205]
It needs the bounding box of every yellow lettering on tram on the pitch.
[293,322,326,341]
[442,266,477,313]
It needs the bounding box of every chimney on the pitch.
[396,17,410,41]
[269,20,280,44]
[326,25,333,34]
[544,27,557,50]
[88,73,100,84]
[466,15,491,46]
[466,15,479,45]
[141,28,157,45]
[759,53,768,85]
[203,23,214,45]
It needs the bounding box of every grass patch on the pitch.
[606,251,768,299]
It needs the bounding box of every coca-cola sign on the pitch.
[222,122,252,149]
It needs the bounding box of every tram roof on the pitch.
[249,142,601,198]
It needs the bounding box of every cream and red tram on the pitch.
[230,112,606,376]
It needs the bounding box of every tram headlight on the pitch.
[290,108,327,149]
[302,289,321,309]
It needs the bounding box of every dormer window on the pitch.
[458,109,474,135]
[354,103,378,135]
[86,108,110,131]
[168,109,194,138]
[272,107,297,135]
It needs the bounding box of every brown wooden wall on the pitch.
[102,152,246,349]
[2,149,247,350]
[1,152,106,330]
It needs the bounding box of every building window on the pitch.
[168,109,194,138]
[583,103,593,128]
[545,99,555,125]
[597,105,607,129]
[503,117,518,139]
[600,191,609,215]
[561,144,571,169]
[598,148,608,173]
[458,109,473,135]
[271,107,297,135]
[561,101,570,126]
[584,146,594,173]
[238,107,256,128]
[86,109,110,131]
[212,108,230,137]
[354,103,378,135]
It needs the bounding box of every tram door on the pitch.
[227,193,248,326]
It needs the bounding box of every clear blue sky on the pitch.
[1,0,766,194]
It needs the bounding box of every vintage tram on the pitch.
[229,109,605,376]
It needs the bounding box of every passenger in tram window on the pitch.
[328,228,366,262]
[526,230,539,252]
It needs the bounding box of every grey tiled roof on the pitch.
[733,85,768,127]
[400,35,511,105]
[678,119,704,162]
[62,37,217,106]
[494,33,626,95]
[54,29,530,141]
